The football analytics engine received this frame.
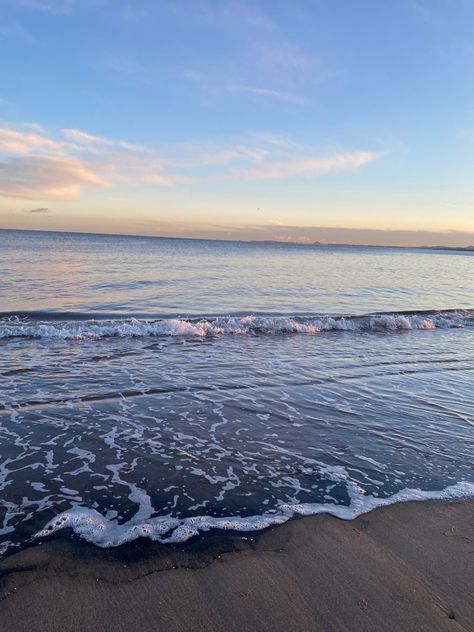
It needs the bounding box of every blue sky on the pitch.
[0,0,472,245]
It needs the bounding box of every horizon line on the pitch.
[1,226,473,251]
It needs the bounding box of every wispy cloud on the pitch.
[169,0,276,32]
[61,128,112,146]
[0,125,64,155]
[162,134,381,182]
[226,150,381,181]
[252,40,315,78]
[0,22,37,42]
[168,140,268,168]
[266,219,283,226]
[16,0,76,14]
[61,128,147,153]
[145,173,193,185]
[0,96,13,108]
[105,55,146,78]
[411,0,440,25]
[23,206,50,213]
[224,147,381,180]
[184,72,309,104]
[227,84,309,105]
[177,1,321,105]
[118,5,148,23]
[0,122,381,200]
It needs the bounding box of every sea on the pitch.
[0,229,473,555]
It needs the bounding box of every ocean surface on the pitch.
[0,229,473,554]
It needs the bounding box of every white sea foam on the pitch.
[35,480,474,548]
[1,311,472,340]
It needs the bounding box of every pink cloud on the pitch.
[0,126,63,155]
[0,123,187,199]
[0,156,108,199]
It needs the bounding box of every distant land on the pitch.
[254,239,474,252]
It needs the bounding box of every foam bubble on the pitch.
[34,480,474,548]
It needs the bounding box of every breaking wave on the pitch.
[1,310,473,340]
[35,480,474,547]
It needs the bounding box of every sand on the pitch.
[0,499,472,632]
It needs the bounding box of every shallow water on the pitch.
[1,229,473,316]
[0,230,473,553]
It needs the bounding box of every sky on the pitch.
[0,0,472,246]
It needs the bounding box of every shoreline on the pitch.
[1,499,472,631]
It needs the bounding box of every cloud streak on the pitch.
[105,55,145,77]
[0,125,63,155]
[0,122,381,200]
[184,71,310,105]
[23,207,49,213]
[226,83,309,104]
[61,128,112,146]
[169,0,277,32]
[176,1,321,106]
[227,151,380,181]
[16,0,75,14]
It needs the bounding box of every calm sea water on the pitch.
[0,229,473,553]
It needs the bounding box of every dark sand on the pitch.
[0,500,472,632]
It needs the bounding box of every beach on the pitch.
[1,232,473,630]
[1,499,472,632]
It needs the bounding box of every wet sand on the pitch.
[0,499,472,632]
